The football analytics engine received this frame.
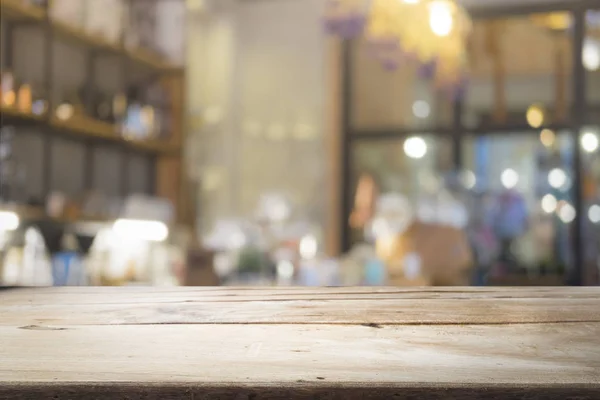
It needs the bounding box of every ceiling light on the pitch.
[429,1,454,37]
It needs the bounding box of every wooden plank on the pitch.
[1,288,599,399]
[0,323,598,398]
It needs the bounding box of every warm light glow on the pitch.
[581,131,599,153]
[541,194,557,214]
[501,168,519,189]
[404,136,428,159]
[412,100,430,118]
[293,124,316,140]
[243,120,262,137]
[55,103,74,121]
[429,1,454,37]
[540,129,555,147]
[299,235,318,259]
[2,90,16,107]
[583,38,600,71]
[548,168,567,189]
[204,107,222,124]
[267,124,286,140]
[324,0,471,90]
[589,204,600,224]
[112,219,169,242]
[557,202,576,223]
[526,105,545,128]
[0,211,19,231]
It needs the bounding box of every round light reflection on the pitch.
[548,168,567,189]
[404,136,428,159]
[540,129,555,147]
[541,194,557,214]
[557,202,576,224]
[589,204,600,224]
[501,168,519,189]
[412,100,430,119]
[581,132,599,153]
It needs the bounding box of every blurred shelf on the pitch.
[4,205,113,225]
[52,20,123,55]
[0,105,180,155]
[0,104,46,122]
[50,115,122,141]
[0,0,182,73]
[0,0,45,21]
[51,115,181,155]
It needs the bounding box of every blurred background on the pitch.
[0,0,598,288]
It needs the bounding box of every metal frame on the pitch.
[340,1,598,285]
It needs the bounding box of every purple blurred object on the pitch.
[381,57,400,71]
[337,13,368,38]
[323,17,342,34]
[418,59,438,79]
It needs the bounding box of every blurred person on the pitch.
[491,189,529,272]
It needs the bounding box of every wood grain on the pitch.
[0,287,599,399]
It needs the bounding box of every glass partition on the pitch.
[461,130,575,285]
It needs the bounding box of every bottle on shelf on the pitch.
[1,71,16,108]
[31,82,48,116]
[17,83,32,114]
[94,91,115,123]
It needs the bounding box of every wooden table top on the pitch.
[1,287,599,399]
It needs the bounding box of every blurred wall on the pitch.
[187,0,329,243]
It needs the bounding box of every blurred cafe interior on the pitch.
[0,0,599,288]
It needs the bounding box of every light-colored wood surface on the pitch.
[1,287,599,399]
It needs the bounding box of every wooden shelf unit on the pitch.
[0,0,189,225]
[0,0,183,72]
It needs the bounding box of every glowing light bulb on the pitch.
[541,194,557,214]
[501,168,519,189]
[404,136,427,159]
[429,1,454,37]
[581,131,599,153]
